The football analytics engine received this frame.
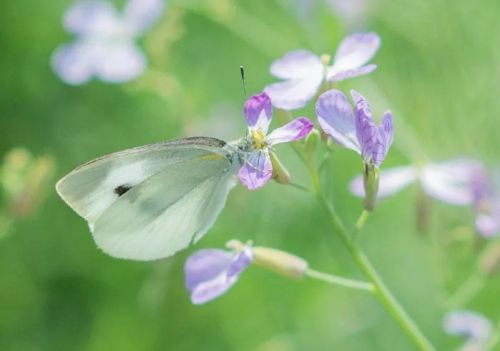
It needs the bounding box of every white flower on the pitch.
[51,0,165,85]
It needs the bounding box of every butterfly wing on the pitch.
[56,137,241,260]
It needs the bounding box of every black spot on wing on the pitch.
[114,185,132,197]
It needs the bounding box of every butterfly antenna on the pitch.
[240,66,247,97]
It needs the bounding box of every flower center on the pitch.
[250,129,267,150]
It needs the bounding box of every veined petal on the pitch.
[371,111,394,166]
[265,75,323,110]
[350,165,418,198]
[51,42,99,85]
[316,89,360,152]
[123,0,165,35]
[226,248,254,277]
[327,64,377,82]
[420,159,481,206]
[63,0,120,35]
[185,248,253,305]
[267,117,313,145]
[95,42,146,82]
[269,50,323,79]
[185,249,233,293]
[243,92,273,133]
[331,32,380,73]
[352,90,377,163]
[238,151,273,190]
[380,111,394,156]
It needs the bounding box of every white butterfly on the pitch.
[56,137,247,261]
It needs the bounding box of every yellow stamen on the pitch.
[250,129,267,149]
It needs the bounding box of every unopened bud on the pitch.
[226,240,309,279]
[253,246,308,279]
[363,163,380,212]
[320,54,331,66]
[304,129,319,157]
[270,151,290,185]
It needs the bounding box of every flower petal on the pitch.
[95,42,146,82]
[226,248,254,277]
[123,0,165,35]
[238,151,273,190]
[327,64,377,82]
[51,42,99,85]
[243,92,273,133]
[330,32,380,74]
[350,166,418,198]
[267,117,313,145]
[184,249,233,293]
[265,50,324,110]
[371,111,394,166]
[352,90,377,163]
[269,50,323,79]
[316,89,360,152]
[420,159,481,206]
[185,248,253,305]
[265,75,323,110]
[63,0,119,35]
[476,212,500,238]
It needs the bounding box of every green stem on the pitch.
[288,182,310,193]
[305,268,375,293]
[355,209,371,231]
[317,196,436,350]
[445,271,487,309]
[302,155,435,350]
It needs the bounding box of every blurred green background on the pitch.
[1,0,499,350]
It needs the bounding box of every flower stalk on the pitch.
[305,268,375,292]
[298,139,436,351]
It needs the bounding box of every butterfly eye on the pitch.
[114,185,132,197]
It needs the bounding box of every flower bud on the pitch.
[304,128,319,157]
[362,162,380,212]
[320,54,331,66]
[269,151,290,185]
[226,240,308,279]
[253,246,308,279]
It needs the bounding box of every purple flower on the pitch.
[350,159,483,205]
[184,247,253,304]
[239,92,313,190]
[470,168,500,237]
[51,0,165,85]
[443,310,493,351]
[316,89,393,167]
[264,32,380,110]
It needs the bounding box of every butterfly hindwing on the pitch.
[92,155,236,260]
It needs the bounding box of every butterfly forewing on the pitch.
[56,137,240,260]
